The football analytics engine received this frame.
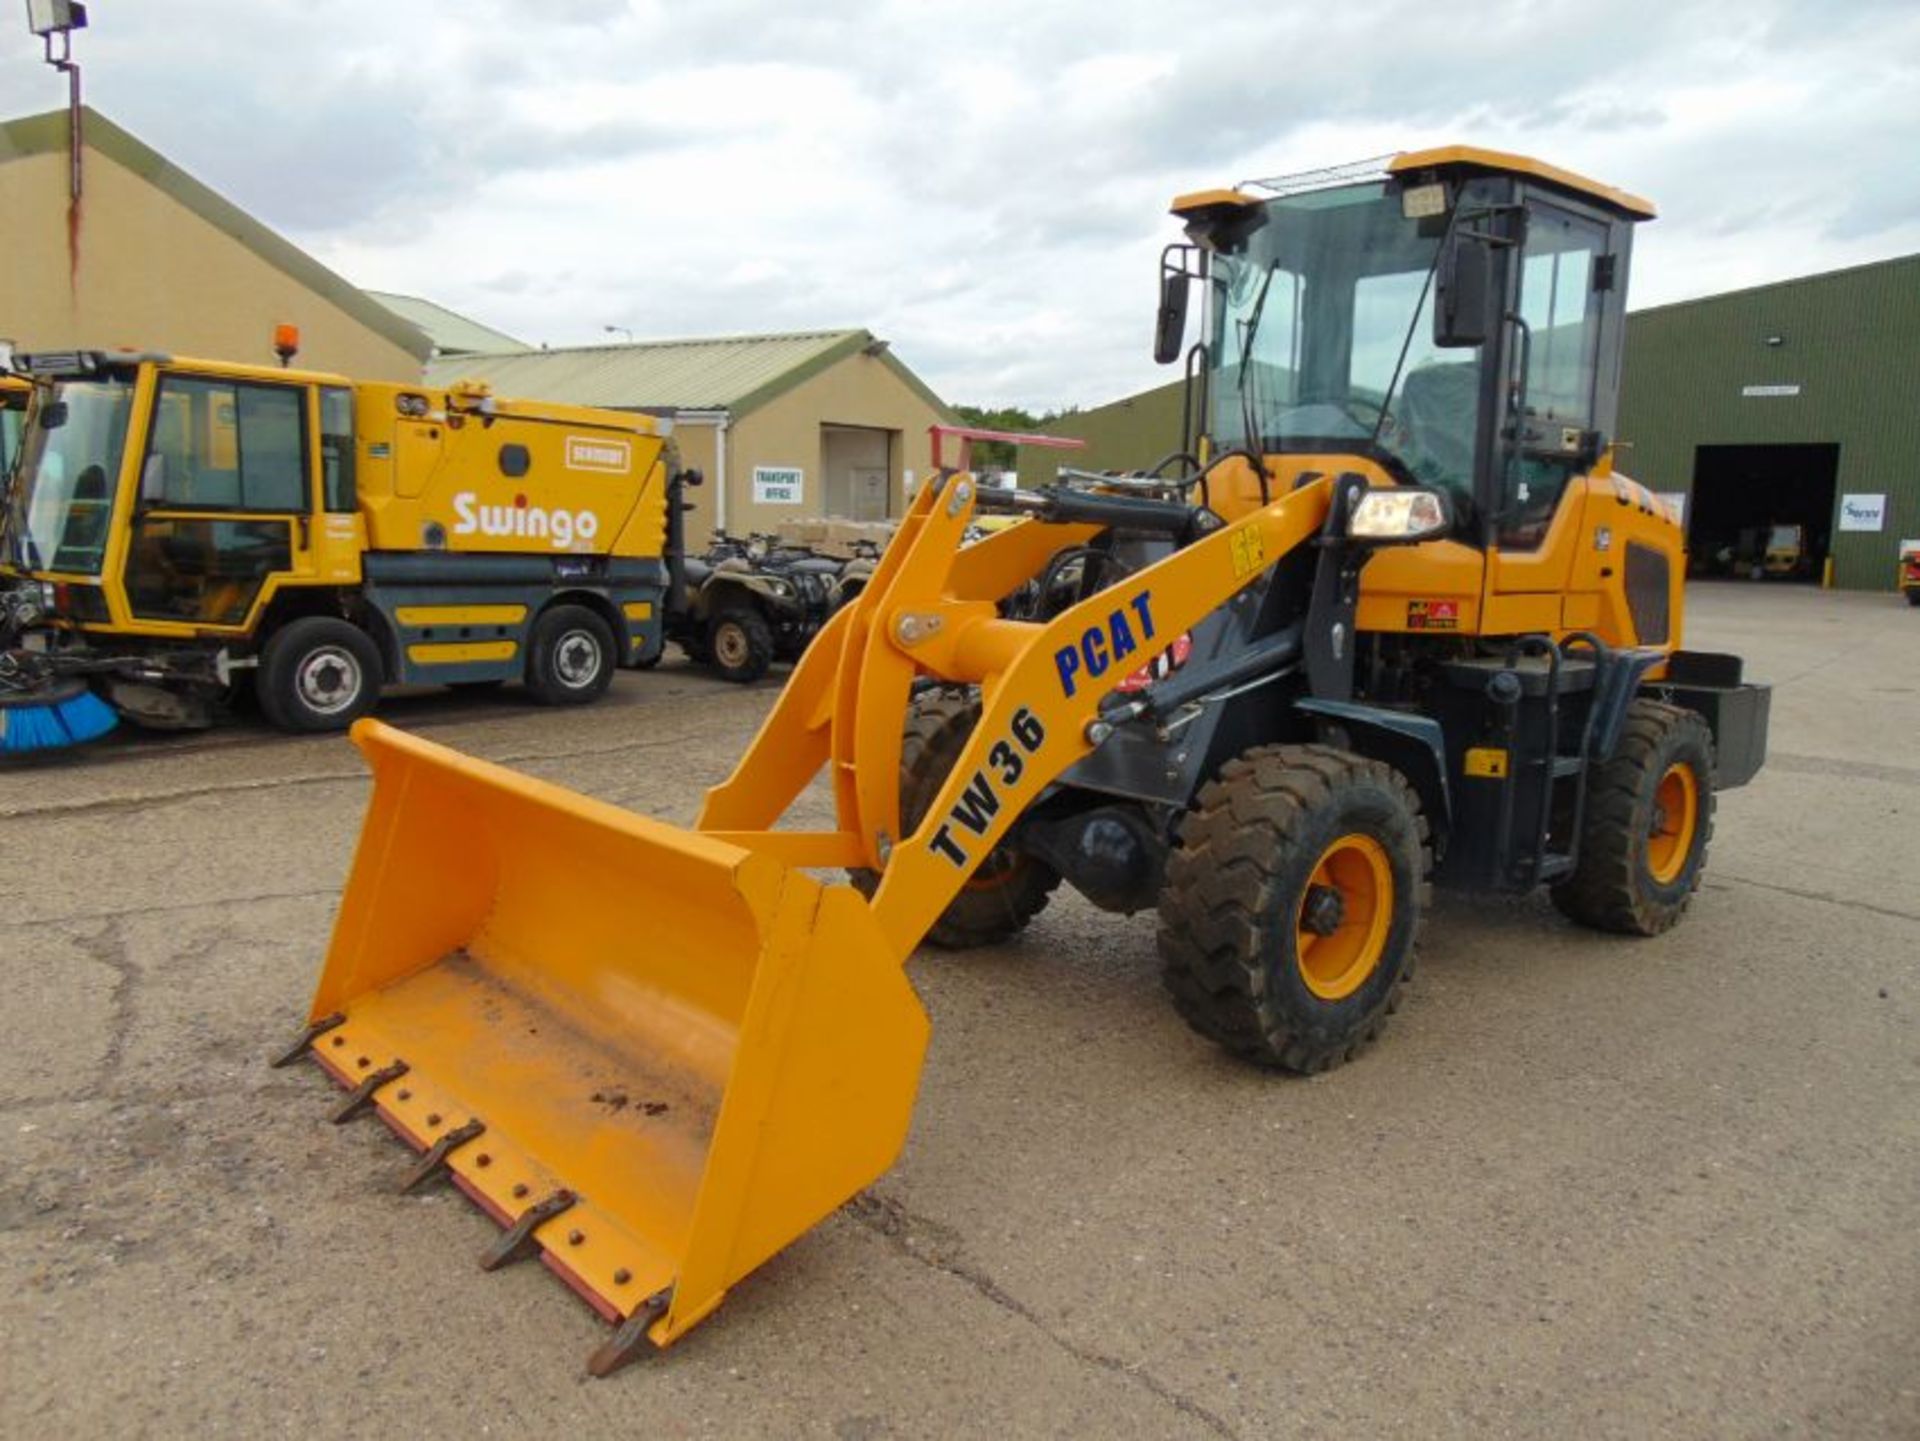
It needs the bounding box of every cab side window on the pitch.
[320,387,355,512]
[144,377,309,512]
[1497,203,1609,550]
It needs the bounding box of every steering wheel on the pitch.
[1337,394,1392,433]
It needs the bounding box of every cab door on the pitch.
[121,372,318,631]
[1482,198,1615,625]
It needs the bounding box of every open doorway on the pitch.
[822,425,894,520]
[1687,442,1838,581]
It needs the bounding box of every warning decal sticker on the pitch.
[1407,599,1460,631]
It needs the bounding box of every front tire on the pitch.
[1157,745,1430,1073]
[1551,700,1715,935]
[850,691,1060,949]
[705,608,774,683]
[258,617,383,733]
[525,604,615,706]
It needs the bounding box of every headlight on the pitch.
[1348,488,1450,542]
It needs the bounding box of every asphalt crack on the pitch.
[846,1192,1240,1440]
[0,727,714,822]
[70,917,137,1089]
[1763,750,1920,790]
[1715,870,1920,926]
[1,885,341,930]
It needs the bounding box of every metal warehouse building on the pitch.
[1038,254,1920,591]
[1616,254,1920,590]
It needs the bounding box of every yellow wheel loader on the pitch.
[275,147,1770,1370]
[0,346,699,745]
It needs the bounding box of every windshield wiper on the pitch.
[1236,262,1279,378]
[1235,262,1280,451]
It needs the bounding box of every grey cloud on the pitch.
[1,0,1915,405]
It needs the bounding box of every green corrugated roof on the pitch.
[0,107,432,363]
[365,292,528,356]
[426,329,955,420]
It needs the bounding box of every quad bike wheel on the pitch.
[706,608,774,684]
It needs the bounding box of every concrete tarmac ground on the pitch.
[1,582,1915,1438]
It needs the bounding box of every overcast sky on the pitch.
[3,1,1916,409]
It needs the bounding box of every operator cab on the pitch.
[1161,146,1654,553]
[5,350,354,630]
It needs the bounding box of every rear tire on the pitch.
[258,617,383,733]
[706,608,774,683]
[1551,700,1715,935]
[850,691,1060,949]
[1157,745,1430,1073]
[525,604,615,706]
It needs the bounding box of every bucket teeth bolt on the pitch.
[398,1118,486,1193]
[268,1012,345,1069]
[330,1061,409,1124]
[587,1288,674,1379]
[480,1190,577,1272]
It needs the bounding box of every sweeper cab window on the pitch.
[10,376,133,577]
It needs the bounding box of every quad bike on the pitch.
[668,531,854,682]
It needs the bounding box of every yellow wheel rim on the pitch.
[1294,833,1393,1001]
[1647,762,1699,885]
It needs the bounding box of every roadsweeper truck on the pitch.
[0,346,695,751]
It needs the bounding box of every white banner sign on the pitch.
[752,466,804,505]
[1741,383,1801,398]
[1838,493,1887,532]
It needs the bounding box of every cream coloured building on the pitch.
[430,332,956,541]
[1,105,953,542]
[0,107,428,378]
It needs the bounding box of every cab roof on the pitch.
[1389,145,1656,219]
[1173,145,1656,222]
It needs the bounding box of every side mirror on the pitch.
[38,400,68,431]
[1434,231,1496,348]
[1153,265,1191,365]
[141,453,168,503]
[677,467,704,488]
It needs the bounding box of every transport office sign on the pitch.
[753,466,804,504]
[1838,493,1887,532]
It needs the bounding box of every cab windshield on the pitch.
[8,377,133,576]
[1208,179,1487,507]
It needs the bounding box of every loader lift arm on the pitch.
[696,469,1333,955]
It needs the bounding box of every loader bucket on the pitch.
[297,720,930,1366]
